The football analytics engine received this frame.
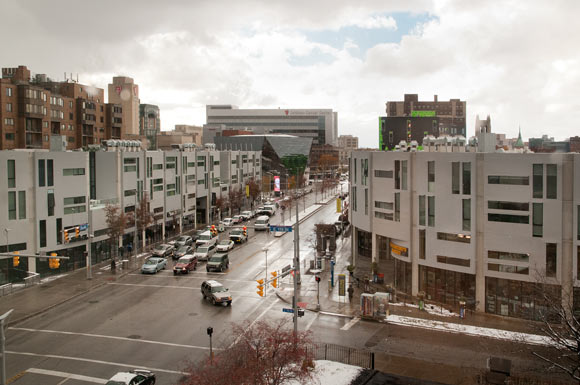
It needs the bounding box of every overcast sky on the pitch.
[2,0,578,148]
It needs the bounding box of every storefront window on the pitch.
[357,229,372,258]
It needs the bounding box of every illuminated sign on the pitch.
[411,111,436,117]
[390,242,408,257]
[274,176,280,192]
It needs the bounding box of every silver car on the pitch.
[141,257,167,274]
[193,245,216,262]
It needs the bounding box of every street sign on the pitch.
[79,223,88,231]
[282,308,294,313]
[282,265,291,273]
[338,274,346,296]
[269,225,293,232]
[297,302,308,308]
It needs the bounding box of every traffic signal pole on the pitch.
[292,196,301,336]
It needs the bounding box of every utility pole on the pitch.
[292,189,301,336]
[263,248,268,297]
[86,201,92,280]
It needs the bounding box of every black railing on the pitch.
[308,343,374,369]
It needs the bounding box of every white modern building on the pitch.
[0,142,260,282]
[350,150,579,320]
[205,105,338,146]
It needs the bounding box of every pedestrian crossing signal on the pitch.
[270,271,278,288]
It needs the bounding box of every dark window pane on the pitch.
[428,196,435,227]
[39,220,46,248]
[488,176,529,185]
[7,159,15,188]
[462,199,471,231]
[488,213,529,224]
[8,191,16,220]
[437,232,471,243]
[547,164,557,199]
[38,159,45,187]
[419,196,425,226]
[462,162,471,195]
[452,162,460,194]
[546,243,557,278]
[533,164,543,198]
[533,203,543,237]
[419,230,426,259]
[47,159,53,187]
[488,201,529,211]
[394,160,400,189]
[18,191,26,219]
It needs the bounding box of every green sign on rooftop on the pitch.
[411,110,436,117]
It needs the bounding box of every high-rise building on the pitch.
[139,104,160,150]
[205,105,338,146]
[0,65,109,150]
[108,76,140,136]
[337,134,359,171]
[380,94,466,150]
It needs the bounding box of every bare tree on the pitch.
[229,187,243,215]
[130,194,153,251]
[215,196,228,220]
[247,178,262,209]
[180,319,315,385]
[104,204,127,258]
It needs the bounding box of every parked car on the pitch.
[232,215,244,224]
[217,240,234,252]
[194,244,216,261]
[173,255,197,275]
[240,210,254,220]
[221,218,234,227]
[206,253,230,272]
[191,230,204,243]
[254,215,270,231]
[229,228,248,243]
[141,257,167,274]
[152,244,173,258]
[173,245,193,260]
[105,369,156,385]
[174,235,193,247]
[196,230,218,248]
[201,280,232,306]
[262,205,276,216]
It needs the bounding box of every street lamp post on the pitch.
[3,229,10,253]
[0,309,14,385]
[263,248,268,297]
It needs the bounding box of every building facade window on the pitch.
[374,201,393,210]
[402,160,407,190]
[546,243,557,278]
[533,203,543,237]
[533,164,543,198]
[63,168,85,176]
[47,190,55,217]
[18,191,26,219]
[462,199,471,231]
[56,218,62,245]
[419,196,425,226]
[452,162,460,194]
[374,211,393,220]
[394,160,400,189]
[547,164,557,199]
[462,162,471,195]
[437,232,470,243]
[488,250,529,262]
[488,201,529,211]
[39,220,46,248]
[38,159,45,187]
[428,161,435,192]
[374,170,392,178]
[8,191,16,220]
[47,159,53,187]
[419,229,426,260]
[488,175,529,185]
[394,192,400,222]
[488,213,529,224]
[7,159,15,188]
[364,189,368,215]
[437,255,470,267]
[419,265,475,309]
[352,187,357,212]
[428,196,435,227]
[6,103,12,112]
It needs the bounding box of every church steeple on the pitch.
[515,126,524,148]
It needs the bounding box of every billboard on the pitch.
[274,176,280,192]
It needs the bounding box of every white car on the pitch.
[217,240,234,252]
[221,218,234,227]
[105,369,156,385]
[240,210,254,220]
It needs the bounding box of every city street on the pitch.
[3,185,562,384]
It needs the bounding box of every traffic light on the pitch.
[75,226,80,238]
[49,253,59,269]
[297,308,305,317]
[12,251,19,267]
[64,229,69,243]
[243,226,247,236]
[256,279,264,297]
[270,271,278,288]
[315,275,321,283]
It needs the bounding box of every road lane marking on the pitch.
[128,273,254,283]
[229,298,279,349]
[305,313,319,331]
[6,351,189,375]
[26,368,106,384]
[9,327,220,351]
[108,282,255,294]
[340,317,360,331]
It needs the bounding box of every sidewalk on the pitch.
[0,255,144,327]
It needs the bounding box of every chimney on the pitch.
[434,95,438,102]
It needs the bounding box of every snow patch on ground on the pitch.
[387,314,556,346]
[389,301,457,317]
[286,360,362,385]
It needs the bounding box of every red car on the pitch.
[173,255,197,275]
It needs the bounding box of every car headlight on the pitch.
[215,297,222,302]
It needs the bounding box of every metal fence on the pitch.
[308,343,374,369]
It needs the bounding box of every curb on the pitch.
[274,290,356,318]
[6,267,136,327]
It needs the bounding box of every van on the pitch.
[254,215,270,231]
[195,230,218,248]
[206,253,230,272]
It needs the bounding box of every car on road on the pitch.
[194,244,216,261]
[229,228,247,243]
[201,280,232,306]
[105,369,156,385]
[232,215,244,224]
[152,244,173,258]
[196,230,218,248]
[254,215,270,231]
[173,255,197,275]
[191,230,204,243]
[221,218,234,227]
[216,240,234,252]
[240,210,254,220]
[206,253,230,272]
[174,235,193,247]
[257,205,276,217]
[173,245,193,260]
[141,257,167,274]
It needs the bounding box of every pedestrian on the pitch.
[348,285,354,302]
[127,242,133,256]
[110,258,116,272]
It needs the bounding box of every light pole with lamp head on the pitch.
[3,229,10,253]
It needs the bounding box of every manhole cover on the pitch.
[188,313,198,316]
[88,300,99,304]
[127,335,141,339]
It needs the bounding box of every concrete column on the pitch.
[371,232,378,265]
[475,153,485,312]
[28,257,37,274]
[561,154,574,311]
[351,226,357,267]
[410,153,418,296]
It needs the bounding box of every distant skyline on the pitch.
[2,0,579,148]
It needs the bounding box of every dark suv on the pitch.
[206,253,229,272]
[201,280,232,306]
